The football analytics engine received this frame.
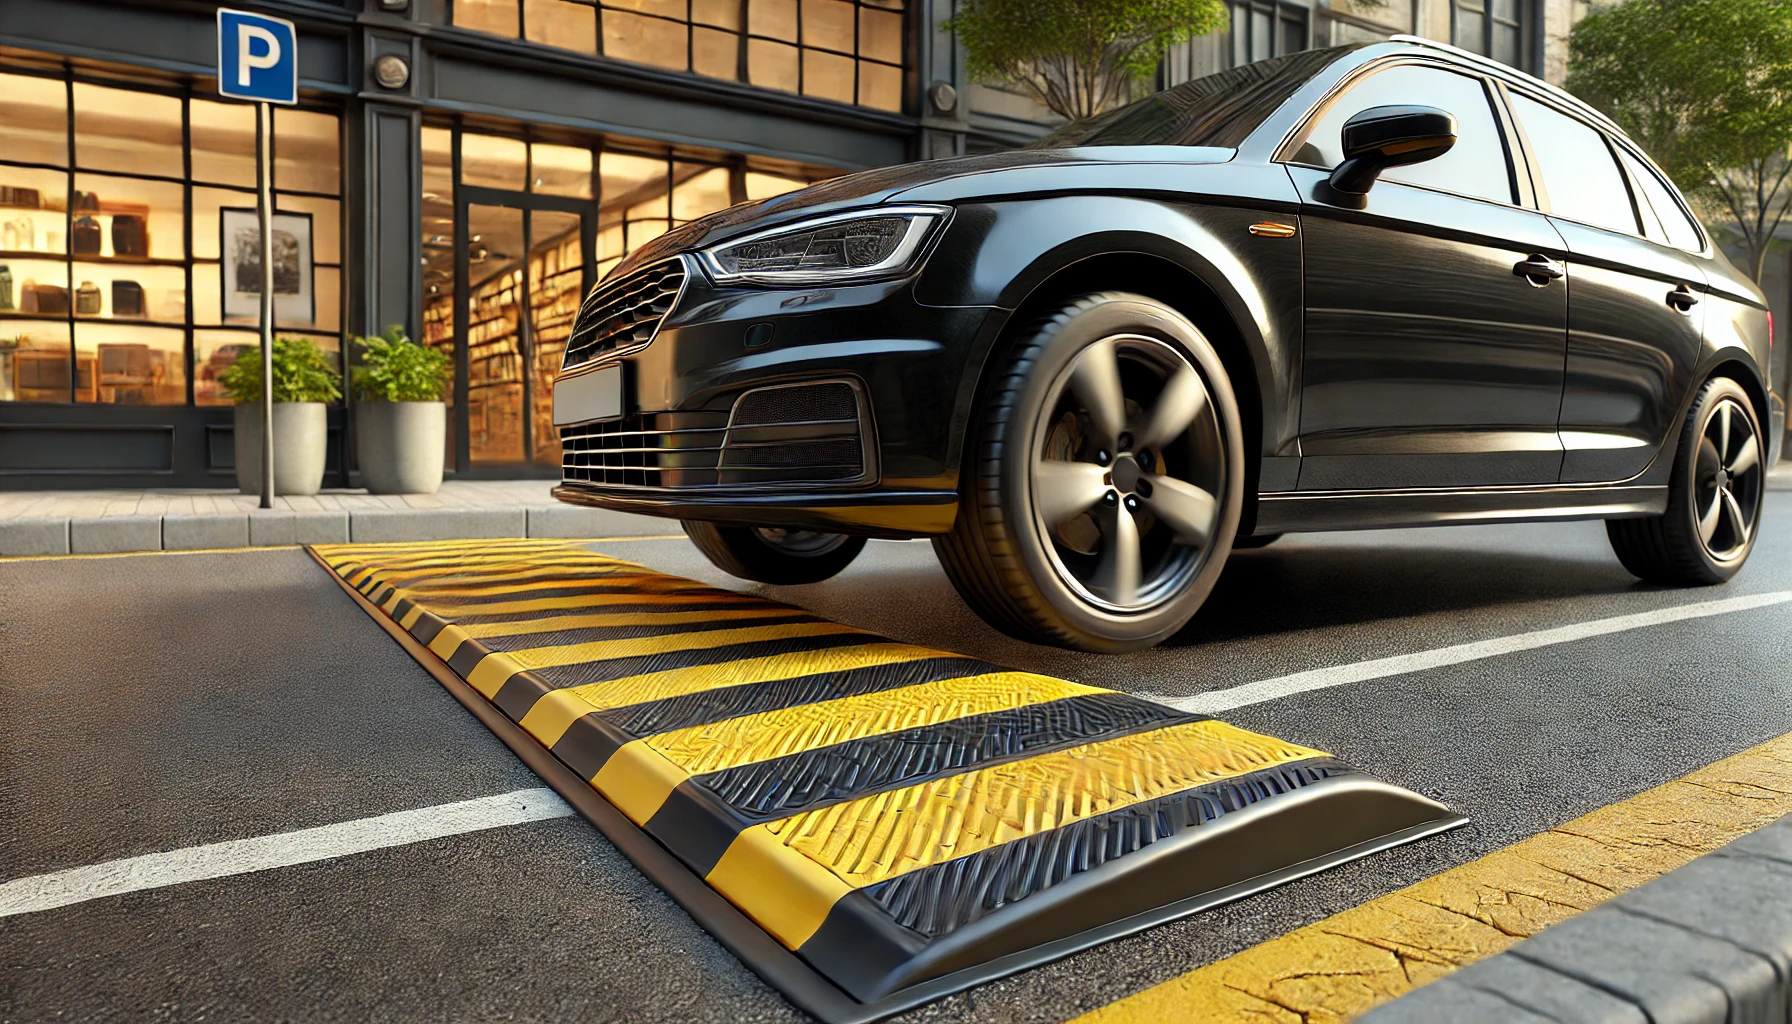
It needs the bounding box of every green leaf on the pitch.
[219,336,343,404]
[946,0,1229,121]
[349,324,452,403]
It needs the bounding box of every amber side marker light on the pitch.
[1248,221,1298,238]
[312,538,1465,1024]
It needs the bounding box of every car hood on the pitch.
[604,147,1233,282]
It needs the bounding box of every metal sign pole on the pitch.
[257,100,275,509]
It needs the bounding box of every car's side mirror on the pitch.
[1327,105,1457,195]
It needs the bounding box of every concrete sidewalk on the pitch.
[0,480,675,556]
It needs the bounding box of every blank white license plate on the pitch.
[553,364,624,426]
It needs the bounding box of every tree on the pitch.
[1569,0,1792,282]
[947,0,1229,122]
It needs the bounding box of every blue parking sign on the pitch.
[217,8,297,105]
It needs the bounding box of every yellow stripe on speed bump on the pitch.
[1070,731,1792,1024]
[710,719,1326,949]
[311,538,1465,1022]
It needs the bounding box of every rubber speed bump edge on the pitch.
[310,538,1466,1023]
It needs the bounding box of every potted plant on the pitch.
[220,337,342,497]
[351,325,451,494]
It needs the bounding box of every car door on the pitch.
[1502,90,1710,484]
[1286,61,1570,491]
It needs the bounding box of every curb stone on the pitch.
[1361,813,1792,1024]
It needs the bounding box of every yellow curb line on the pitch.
[1069,731,1792,1024]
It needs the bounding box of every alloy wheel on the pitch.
[1694,397,1763,561]
[1029,335,1227,613]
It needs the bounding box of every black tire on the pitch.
[933,292,1245,653]
[1607,376,1765,585]
[682,521,867,584]
[1233,532,1283,549]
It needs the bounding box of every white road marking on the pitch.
[0,787,572,918]
[1152,590,1792,715]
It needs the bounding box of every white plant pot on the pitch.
[234,401,328,497]
[355,400,446,494]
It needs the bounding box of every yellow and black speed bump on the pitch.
[311,539,1466,1022]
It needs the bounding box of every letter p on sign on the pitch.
[217,9,298,105]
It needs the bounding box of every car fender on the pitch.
[907,192,1303,486]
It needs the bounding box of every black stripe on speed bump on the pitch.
[487,631,896,729]
[544,655,989,781]
[645,692,1200,876]
[469,613,824,655]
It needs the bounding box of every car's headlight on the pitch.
[698,205,950,286]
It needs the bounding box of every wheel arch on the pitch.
[947,240,1289,536]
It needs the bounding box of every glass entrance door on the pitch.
[454,189,592,472]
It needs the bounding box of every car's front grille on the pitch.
[560,381,871,489]
[561,259,685,371]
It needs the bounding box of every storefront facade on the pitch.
[0,0,940,488]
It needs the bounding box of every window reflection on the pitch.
[450,0,907,111]
[421,126,457,461]
[76,323,185,405]
[530,209,582,466]
[74,84,183,179]
[190,100,258,189]
[0,321,72,403]
[275,109,342,195]
[0,73,69,167]
[463,133,529,191]
[531,143,594,198]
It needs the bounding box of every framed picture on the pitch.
[220,208,315,325]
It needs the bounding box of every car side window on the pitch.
[1617,148,1705,252]
[1508,94,1638,235]
[1290,64,1515,205]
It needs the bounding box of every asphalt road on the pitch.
[7,489,1792,1023]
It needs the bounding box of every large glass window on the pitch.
[1509,93,1637,235]
[1289,64,1515,206]
[450,0,907,112]
[0,68,344,408]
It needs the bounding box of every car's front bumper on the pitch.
[551,482,959,537]
[550,258,1002,537]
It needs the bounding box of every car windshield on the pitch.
[1029,45,1361,150]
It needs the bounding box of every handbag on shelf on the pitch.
[111,215,148,258]
[75,280,102,316]
[71,214,101,256]
[111,279,144,317]
[22,282,68,315]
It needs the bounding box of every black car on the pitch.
[551,36,1783,653]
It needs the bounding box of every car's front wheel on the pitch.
[934,292,1244,652]
[682,521,867,584]
[1607,376,1765,584]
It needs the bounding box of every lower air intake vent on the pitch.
[559,381,872,489]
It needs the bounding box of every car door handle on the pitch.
[1513,255,1565,287]
[1667,283,1700,312]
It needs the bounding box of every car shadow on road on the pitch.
[1160,541,1646,647]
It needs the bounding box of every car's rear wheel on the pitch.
[1607,376,1765,585]
[682,521,867,584]
[934,292,1245,652]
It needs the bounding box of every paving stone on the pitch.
[1364,945,1651,1024]
[162,514,251,551]
[0,518,71,557]
[69,516,162,554]
[1618,850,1792,985]
[347,508,526,543]
[1716,813,1792,867]
[525,504,677,538]
[292,511,350,544]
[1490,909,1765,1024]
